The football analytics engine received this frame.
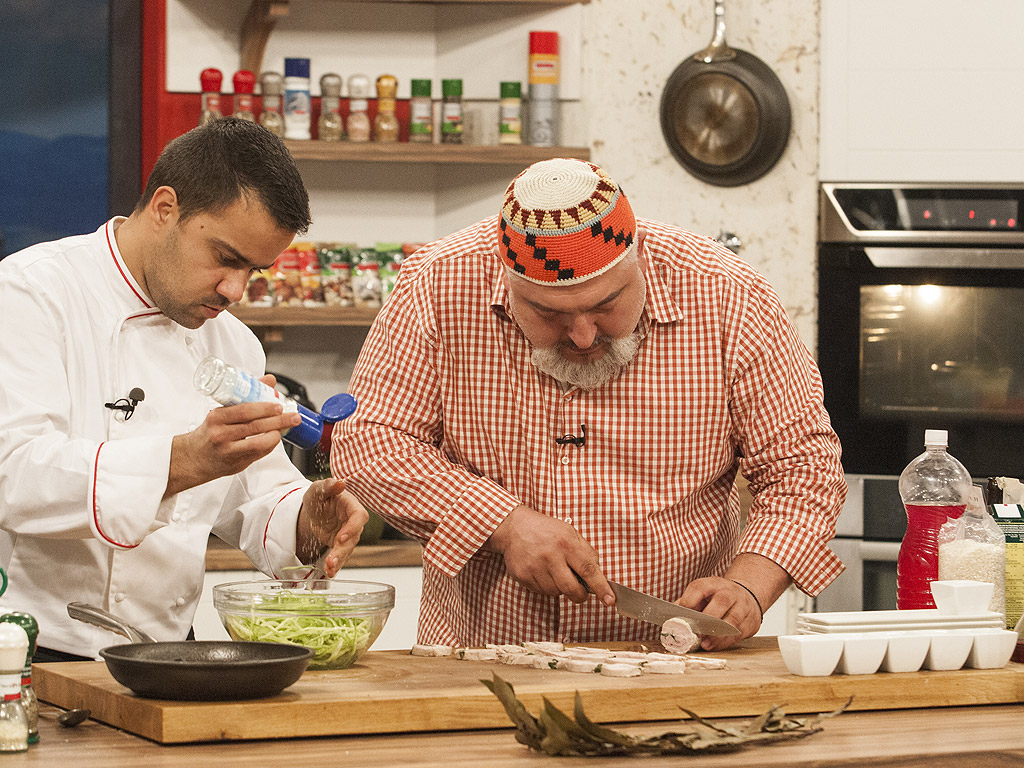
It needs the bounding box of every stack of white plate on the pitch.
[797,609,1005,634]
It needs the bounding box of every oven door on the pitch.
[816,539,900,613]
[818,245,1024,477]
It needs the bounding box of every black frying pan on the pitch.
[67,602,312,701]
[660,0,791,187]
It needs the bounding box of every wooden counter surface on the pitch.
[27,700,1024,767]
[204,537,422,571]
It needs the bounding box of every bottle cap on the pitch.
[442,79,463,97]
[286,403,324,450]
[200,67,223,92]
[319,72,343,96]
[0,614,37,659]
[529,31,559,55]
[411,79,432,97]
[924,429,948,447]
[322,393,358,424]
[347,73,371,99]
[500,81,521,99]
[232,70,255,94]
[284,57,311,79]
[259,71,284,95]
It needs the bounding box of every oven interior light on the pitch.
[916,284,942,305]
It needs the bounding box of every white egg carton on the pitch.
[778,627,1019,676]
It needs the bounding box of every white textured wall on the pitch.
[580,0,821,344]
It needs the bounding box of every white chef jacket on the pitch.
[0,219,309,657]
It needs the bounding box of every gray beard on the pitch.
[531,332,641,390]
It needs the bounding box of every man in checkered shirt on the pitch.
[334,159,847,651]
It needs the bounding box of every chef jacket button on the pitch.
[187,424,197,431]
[175,597,186,607]
[560,455,570,465]
[114,592,126,603]
[172,512,181,522]
[185,336,194,346]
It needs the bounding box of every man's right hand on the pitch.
[486,505,614,607]
[165,400,300,498]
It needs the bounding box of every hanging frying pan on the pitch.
[660,0,791,187]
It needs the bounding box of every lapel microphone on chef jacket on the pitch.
[104,387,145,420]
[555,424,587,448]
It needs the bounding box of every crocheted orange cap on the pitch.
[498,158,636,285]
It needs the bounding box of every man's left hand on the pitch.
[298,478,369,576]
[676,576,763,651]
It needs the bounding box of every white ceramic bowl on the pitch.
[879,630,932,673]
[922,629,975,670]
[930,580,994,616]
[965,628,1018,669]
[835,633,888,675]
[778,635,844,676]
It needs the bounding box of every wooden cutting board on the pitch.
[34,638,1024,744]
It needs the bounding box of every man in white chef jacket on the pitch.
[0,118,368,660]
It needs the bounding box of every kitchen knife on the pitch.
[608,580,741,637]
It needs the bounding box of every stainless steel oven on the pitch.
[815,183,1024,610]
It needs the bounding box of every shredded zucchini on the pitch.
[224,591,375,669]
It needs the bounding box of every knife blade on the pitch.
[608,580,740,637]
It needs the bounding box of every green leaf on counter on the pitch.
[483,674,851,757]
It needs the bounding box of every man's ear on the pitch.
[146,186,180,228]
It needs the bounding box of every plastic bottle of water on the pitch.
[897,429,973,609]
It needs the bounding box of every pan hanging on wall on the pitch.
[660,0,792,187]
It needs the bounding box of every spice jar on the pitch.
[0,614,36,745]
[0,624,28,753]
[319,73,343,141]
[374,74,400,143]
[199,67,223,127]
[409,79,433,143]
[441,79,463,144]
[499,81,522,144]
[347,74,372,142]
[258,71,286,137]
[232,70,256,121]
[283,57,312,140]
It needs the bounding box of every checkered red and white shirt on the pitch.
[333,216,847,646]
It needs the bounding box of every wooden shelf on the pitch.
[240,0,588,74]
[284,140,590,164]
[229,304,379,327]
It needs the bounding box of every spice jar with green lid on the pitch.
[441,79,463,144]
[499,81,522,145]
[409,79,433,143]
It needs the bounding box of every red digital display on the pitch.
[908,198,1019,230]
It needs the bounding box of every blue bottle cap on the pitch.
[321,393,358,424]
[285,403,324,450]
[284,57,310,79]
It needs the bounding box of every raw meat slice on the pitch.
[660,617,700,654]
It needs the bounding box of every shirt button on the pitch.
[114,592,126,603]
[564,516,573,525]
[176,597,186,607]
[560,456,570,465]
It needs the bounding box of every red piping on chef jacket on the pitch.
[267,486,303,576]
[91,442,138,549]
[106,220,152,309]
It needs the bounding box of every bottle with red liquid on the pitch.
[896,429,972,609]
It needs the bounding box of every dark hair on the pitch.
[134,117,311,234]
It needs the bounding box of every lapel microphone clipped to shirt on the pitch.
[555,423,587,447]
[104,387,145,420]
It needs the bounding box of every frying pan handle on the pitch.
[67,602,157,644]
[694,0,737,64]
